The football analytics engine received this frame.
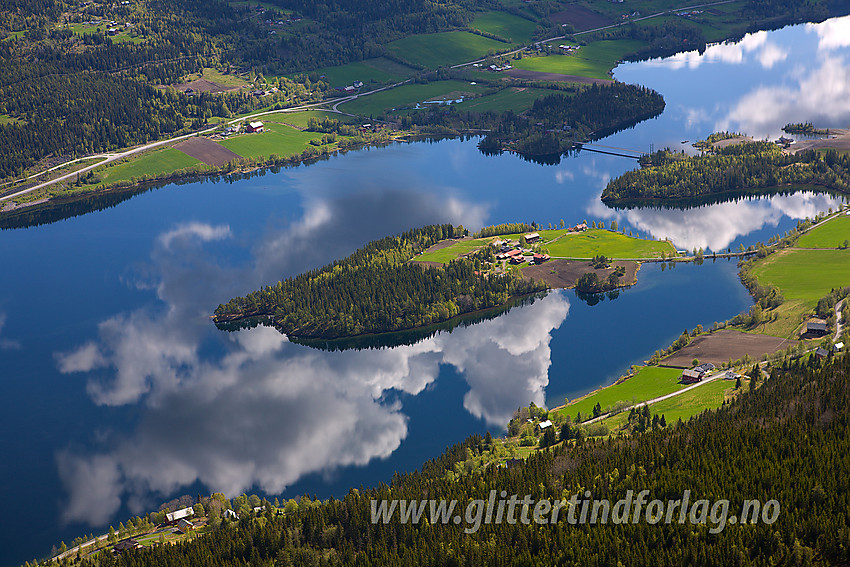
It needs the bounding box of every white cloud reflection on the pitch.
[589,191,843,251]
[56,198,568,525]
[718,54,850,138]
[807,15,850,50]
[641,30,787,70]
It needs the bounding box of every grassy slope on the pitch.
[512,40,645,80]
[470,11,538,43]
[218,123,323,158]
[457,87,550,112]
[386,31,509,67]
[599,376,737,429]
[339,80,487,116]
[416,238,492,263]
[309,58,410,87]
[97,148,201,185]
[261,110,359,129]
[747,248,850,337]
[554,366,685,421]
[796,214,850,248]
[545,228,675,258]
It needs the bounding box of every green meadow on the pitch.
[512,39,645,79]
[544,229,675,258]
[750,249,850,305]
[339,80,487,116]
[796,214,850,248]
[387,31,509,68]
[457,87,550,112]
[218,123,323,158]
[746,248,850,337]
[470,11,538,43]
[309,58,413,87]
[599,377,736,430]
[554,366,686,422]
[415,238,491,263]
[260,110,359,129]
[96,148,200,185]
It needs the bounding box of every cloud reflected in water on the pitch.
[55,192,569,526]
[588,190,843,251]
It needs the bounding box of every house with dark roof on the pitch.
[113,540,141,554]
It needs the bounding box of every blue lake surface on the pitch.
[1,16,850,566]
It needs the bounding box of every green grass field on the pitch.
[97,148,200,185]
[260,110,359,129]
[471,11,538,43]
[745,248,850,337]
[457,87,550,112]
[219,123,323,159]
[415,228,674,263]
[751,249,850,305]
[599,377,736,430]
[796,214,850,248]
[415,238,492,263]
[386,31,509,68]
[195,68,250,88]
[309,58,412,87]
[545,229,675,258]
[554,366,686,422]
[339,80,487,116]
[512,40,645,80]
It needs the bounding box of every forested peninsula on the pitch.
[213,224,547,339]
[601,140,850,204]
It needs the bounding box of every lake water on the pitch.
[1,16,849,566]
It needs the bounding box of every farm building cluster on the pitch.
[681,362,716,384]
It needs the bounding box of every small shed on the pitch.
[815,347,829,359]
[835,342,844,352]
[177,518,195,533]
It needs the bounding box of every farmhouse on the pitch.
[681,368,705,384]
[537,419,553,431]
[724,370,740,380]
[533,253,550,263]
[166,506,195,523]
[806,319,828,335]
[524,232,541,244]
[510,254,526,264]
[246,121,264,133]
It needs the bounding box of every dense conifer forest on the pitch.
[214,224,547,338]
[602,142,850,203]
[64,352,850,567]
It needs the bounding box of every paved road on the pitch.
[0,80,409,204]
[451,0,738,69]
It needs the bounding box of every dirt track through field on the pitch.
[174,137,241,166]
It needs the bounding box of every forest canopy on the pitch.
[213,224,546,338]
[602,141,850,203]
